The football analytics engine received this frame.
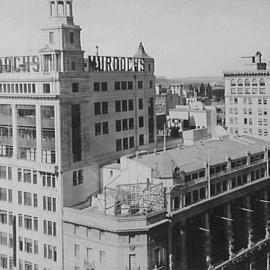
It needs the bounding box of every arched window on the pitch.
[231,79,236,86]
[57,1,64,16]
[259,78,265,86]
[50,1,55,16]
[252,79,258,86]
[244,79,250,86]
[67,1,73,17]
[237,79,243,86]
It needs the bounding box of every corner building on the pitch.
[224,62,270,140]
[0,0,156,269]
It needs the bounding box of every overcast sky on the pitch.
[0,0,270,78]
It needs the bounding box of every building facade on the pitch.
[0,1,156,269]
[224,63,270,140]
[63,135,270,270]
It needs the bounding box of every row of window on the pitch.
[0,83,52,94]
[95,122,109,136]
[18,192,38,207]
[229,107,268,115]
[230,88,266,95]
[43,244,57,261]
[43,196,57,212]
[73,244,106,265]
[18,215,38,231]
[0,166,12,180]
[229,97,268,105]
[0,188,12,202]
[19,237,38,254]
[116,118,134,132]
[230,78,265,87]
[181,167,266,208]
[115,135,144,151]
[94,99,144,115]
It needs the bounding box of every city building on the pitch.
[64,135,270,270]
[0,0,156,269]
[167,100,217,140]
[224,55,270,140]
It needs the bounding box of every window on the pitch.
[245,79,250,86]
[99,251,105,265]
[138,98,143,110]
[123,138,128,150]
[139,117,144,128]
[231,79,236,86]
[72,83,79,93]
[95,123,101,136]
[129,118,134,130]
[43,84,50,94]
[73,170,84,186]
[116,139,122,152]
[138,81,143,89]
[128,100,134,111]
[70,32,74,43]
[139,134,144,146]
[129,137,135,148]
[115,81,120,90]
[94,103,101,115]
[115,101,121,112]
[128,81,133,90]
[94,82,100,92]
[102,122,109,134]
[122,100,127,112]
[101,82,107,91]
[149,80,153,88]
[49,32,54,44]
[74,244,80,257]
[24,192,32,206]
[122,119,128,131]
[102,102,108,114]
[260,78,265,86]
[237,79,243,86]
[252,79,258,86]
[116,120,121,132]
[121,81,127,90]
[71,61,76,71]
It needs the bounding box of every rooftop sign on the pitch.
[87,55,145,72]
[0,56,40,73]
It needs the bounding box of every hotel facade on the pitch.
[0,1,156,269]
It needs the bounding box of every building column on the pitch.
[246,196,254,249]
[264,190,270,239]
[204,212,213,270]
[226,203,235,259]
[11,104,17,159]
[179,221,188,270]
[168,222,173,270]
[36,104,42,164]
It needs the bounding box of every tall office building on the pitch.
[0,0,156,269]
[224,55,270,140]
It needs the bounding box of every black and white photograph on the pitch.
[0,0,270,269]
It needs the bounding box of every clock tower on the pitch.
[40,0,84,72]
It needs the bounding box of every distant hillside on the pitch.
[156,76,224,86]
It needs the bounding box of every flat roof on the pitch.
[133,136,269,176]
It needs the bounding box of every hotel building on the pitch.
[224,59,270,140]
[0,0,156,269]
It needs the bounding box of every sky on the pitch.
[0,0,270,78]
